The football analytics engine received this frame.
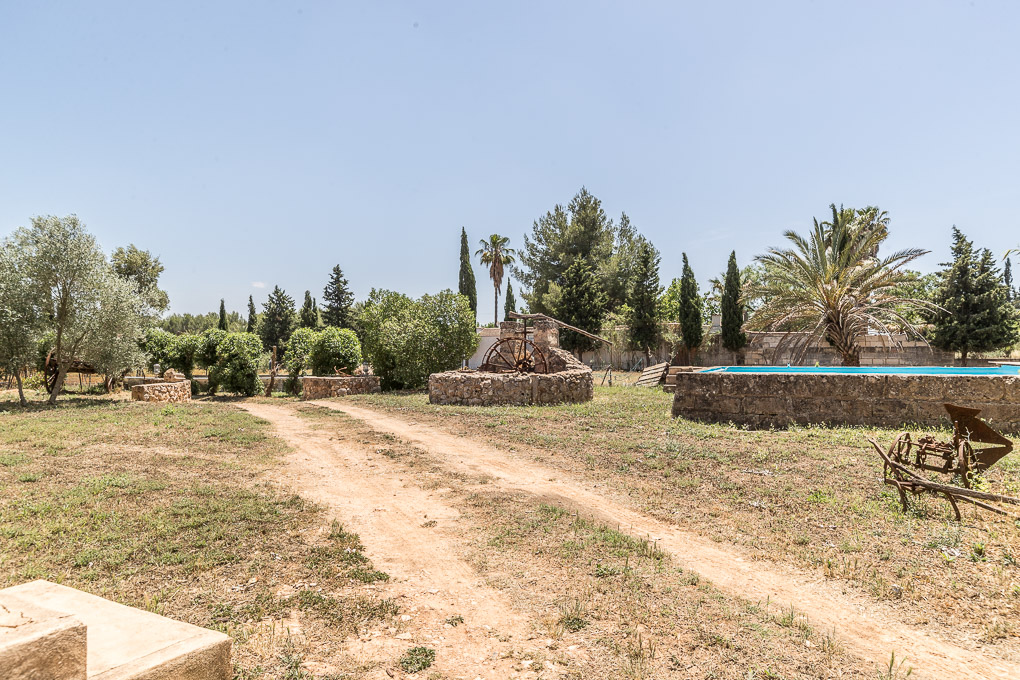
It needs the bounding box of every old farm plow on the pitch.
[868,404,1019,520]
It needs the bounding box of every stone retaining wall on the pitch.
[131,380,191,403]
[301,376,381,400]
[429,348,593,406]
[671,371,1020,432]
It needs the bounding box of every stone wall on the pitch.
[131,380,191,403]
[301,376,381,400]
[671,371,1020,432]
[429,348,593,406]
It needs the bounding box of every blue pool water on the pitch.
[703,365,1020,376]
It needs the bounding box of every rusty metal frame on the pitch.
[868,403,1018,519]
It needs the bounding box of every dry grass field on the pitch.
[2,383,1018,678]
[0,392,396,679]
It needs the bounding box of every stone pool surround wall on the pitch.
[671,371,1020,433]
[301,376,381,400]
[429,320,594,406]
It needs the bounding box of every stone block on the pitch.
[131,381,191,403]
[1,580,231,680]
[0,592,86,680]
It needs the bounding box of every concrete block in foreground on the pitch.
[0,591,87,680]
[1,580,231,680]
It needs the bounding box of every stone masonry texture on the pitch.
[671,372,1020,433]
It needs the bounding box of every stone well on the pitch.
[428,322,594,406]
[301,376,382,400]
[131,370,191,403]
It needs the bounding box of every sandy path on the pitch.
[238,403,543,678]
[322,400,1020,680]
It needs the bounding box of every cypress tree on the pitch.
[679,253,703,359]
[322,265,354,328]
[627,240,662,364]
[931,227,1019,365]
[1005,257,1014,302]
[503,280,517,321]
[246,295,257,333]
[218,299,228,331]
[259,286,296,354]
[721,251,747,352]
[558,258,605,361]
[459,227,478,317]
[299,290,318,328]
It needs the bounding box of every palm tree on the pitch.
[476,234,517,327]
[748,208,931,366]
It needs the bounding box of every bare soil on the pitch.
[309,399,1020,680]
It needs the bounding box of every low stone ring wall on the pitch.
[131,380,191,403]
[428,368,593,406]
[301,376,381,400]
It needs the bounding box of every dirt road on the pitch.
[319,400,1019,680]
[239,403,554,678]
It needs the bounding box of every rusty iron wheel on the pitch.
[479,337,549,374]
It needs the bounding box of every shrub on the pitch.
[284,327,318,394]
[310,326,361,376]
[143,328,176,372]
[171,334,201,378]
[358,289,477,390]
[207,332,264,396]
[198,328,227,368]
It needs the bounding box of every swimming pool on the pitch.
[702,365,1020,376]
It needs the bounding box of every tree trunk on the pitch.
[644,348,652,367]
[48,365,69,405]
[841,351,861,367]
[960,350,969,367]
[15,371,26,407]
[494,286,499,327]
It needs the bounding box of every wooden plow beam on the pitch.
[507,312,613,347]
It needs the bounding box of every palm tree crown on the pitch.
[476,234,517,327]
[748,206,930,366]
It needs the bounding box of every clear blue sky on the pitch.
[2,1,1018,322]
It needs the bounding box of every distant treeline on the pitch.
[160,311,246,334]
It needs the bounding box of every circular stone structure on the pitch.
[428,320,594,406]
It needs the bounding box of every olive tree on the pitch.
[80,270,148,391]
[0,240,41,405]
[14,215,151,402]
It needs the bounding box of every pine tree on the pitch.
[259,286,296,354]
[721,251,747,352]
[931,227,1020,365]
[246,295,257,333]
[322,265,354,328]
[218,299,228,331]
[627,241,662,364]
[299,290,319,328]
[503,280,517,321]
[459,227,478,317]
[1005,257,1014,302]
[558,258,605,360]
[679,253,703,359]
